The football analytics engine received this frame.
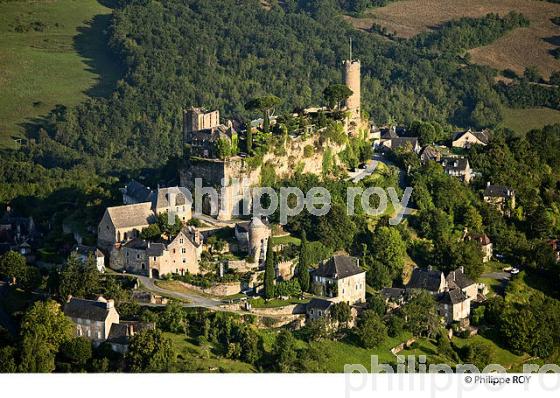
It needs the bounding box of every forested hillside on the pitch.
[33,0,556,169]
[2,0,560,219]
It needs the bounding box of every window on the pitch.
[182,248,186,254]
[180,239,184,244]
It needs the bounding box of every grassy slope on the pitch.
[500,107,560,134]
[0,0,121,148]
[165,332,255,373]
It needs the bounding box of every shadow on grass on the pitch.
[74,13,124,98]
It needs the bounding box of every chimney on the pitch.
[427,265,432,271]
[66,295,73,303]
[487,181,491,187]
[106,299,115,309]
[459,266,464,274]
[451,271,455,281]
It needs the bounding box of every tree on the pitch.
[523,66,541,83]
[371,227,406,280]
[19,300,74,373]
[159,301,187,333]
[263,241,275,299]
[245,95,282,133]
[367,292,386,316]
[126,329,176,372]
[453,240,484,279]
[58,253,100,299]
[462,206,483,233]
[315,204,356,250]
[387,315,405,338]
[323,84,353,110]
[330,301,352,328]
[296,230,310,292]
[550,71,560,86]
[402,290,439,338]
[356,310,387,349]
[0,251,27,284]
[157,212,182,239]
[140,223,161,240]
[367,260,392,290]
[272,329,297,372]
[0,346,17,373]
[464,341,494,370]
[245,123,253,154]
[59,337,93,371]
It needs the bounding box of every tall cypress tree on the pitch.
[264,241,275,299]
[245,123,253,154]
[297,231,310,292]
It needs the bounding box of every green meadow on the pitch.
[0,0,121,148]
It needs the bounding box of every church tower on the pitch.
[343,39,361,127]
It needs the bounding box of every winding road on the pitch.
[136,275,222,309]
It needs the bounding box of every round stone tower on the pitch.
[343,59,361,125]
[249,216,271,264]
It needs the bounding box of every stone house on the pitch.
[381,287,407,311]
[97,202,156,250]
[452,129,489,148]
[465,232,493,263]
[483,183,516,215]
[380,137,421,154]
[406,267,447,294]
[445,267,477,300]
[183,107,238,159]
[110,227,203,278]
[120,180,154,205]
[152,186,192,223]
[64,296,153,353]
[440,157,473,183]
[64,296,120,342]
[437,288,471,324]
[312,255,366,304]
[547,239,560,263]
[72,244,105,272]
[234,217,271,265]
[0,206,37,257]
[306,298,334,322]
[98,185,193,251]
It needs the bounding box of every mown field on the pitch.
[500,106,560,133]
[0,0,121,148]
[346,0,560,79]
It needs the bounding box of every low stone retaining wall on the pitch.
[178,280,241,297]
[390,338,417,355]
[250,303,307,316]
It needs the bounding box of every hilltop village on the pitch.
[83,58,516,343]
[1,55,559,372]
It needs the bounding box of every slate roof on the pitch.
[484,185,514,198]
[468,233,491,246]
[153,187,191,210]
[446,268,475,290]
[390,137,419,151]
[73,244,104,258]
[314,255,363,279]
[438,288,468,305]
[64,298,111,322]
[106,203,155,229]
[123,238,149,250]
[453,129,490,145]
[123,180,153,203]
[146,242,166,257]
[407,268,444,292]
[307,298,334,311]
[381,287,406,300]
[441,157,469,172]
[380,127,400,139]
[107,323,129,345]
